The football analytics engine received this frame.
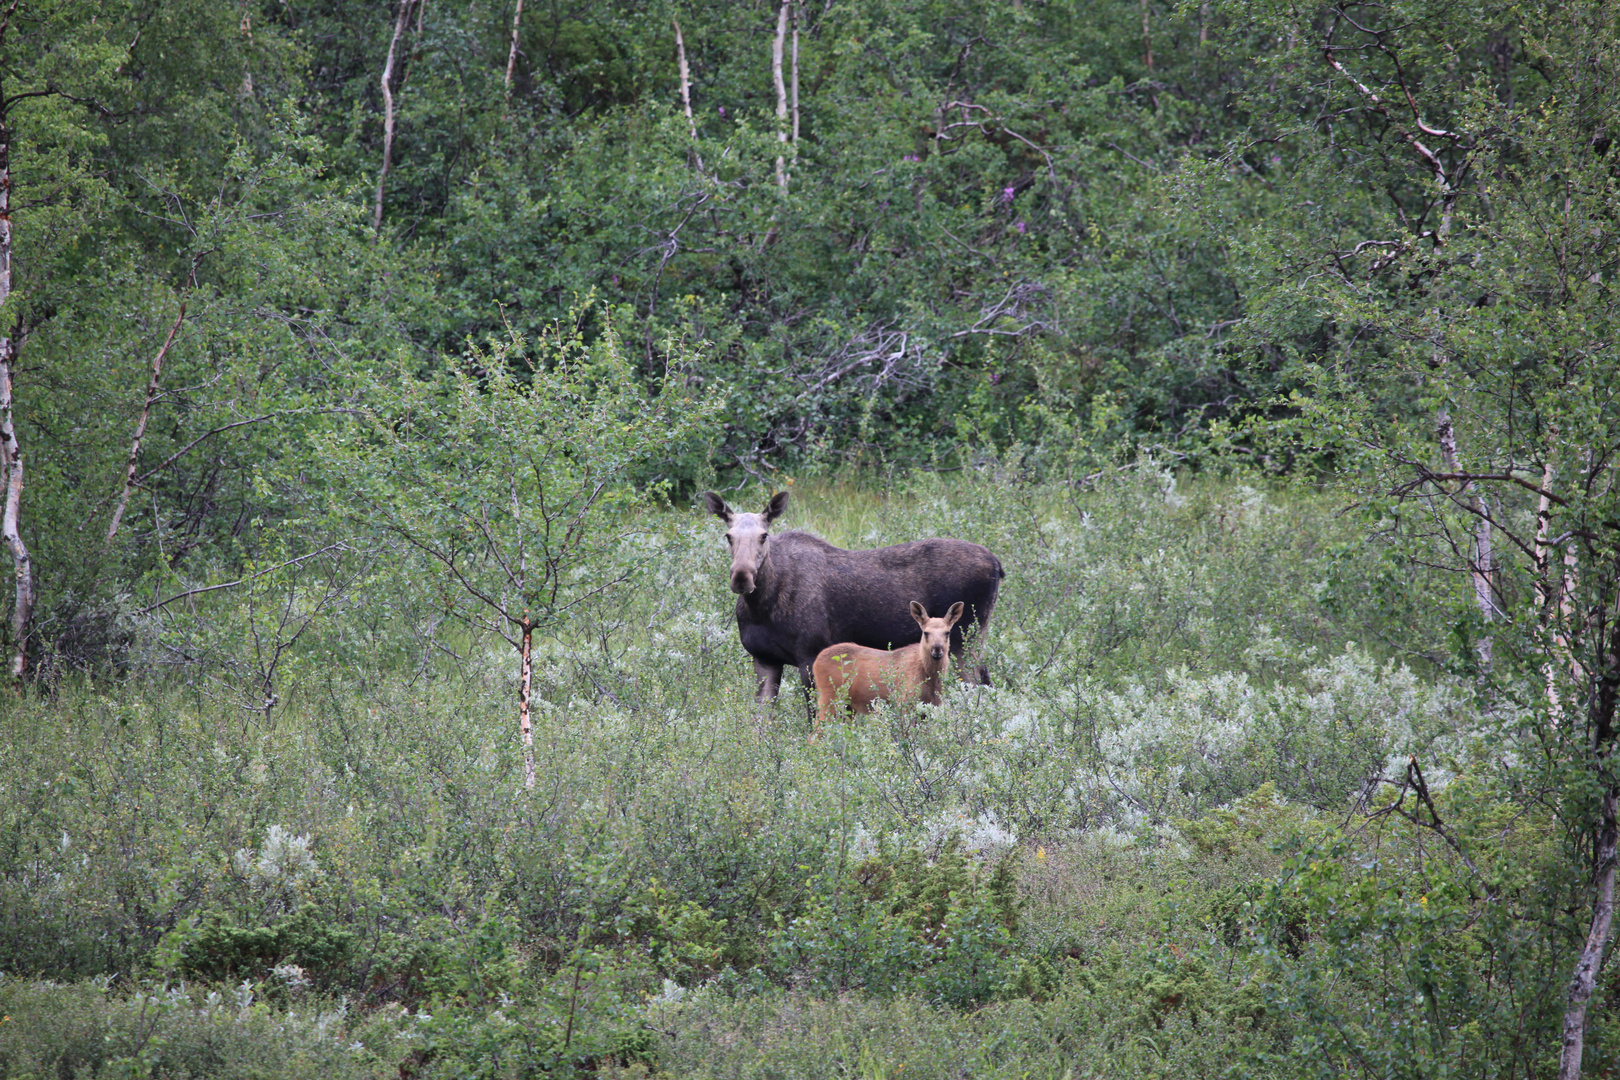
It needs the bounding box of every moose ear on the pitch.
[945,601,965,628]
[702,492,733,523]
[910,600,929,626]
[762,490,789,524]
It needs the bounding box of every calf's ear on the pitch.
[762,490,789,524]
[909,600,929,626]
[945,601,965,627]
[702,492,733,523]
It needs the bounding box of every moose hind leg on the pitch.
[954,622,994,687]
[796,662,818,722]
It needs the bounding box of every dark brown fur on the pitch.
[702,491,1004,709]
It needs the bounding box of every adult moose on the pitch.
[702,490,1003,708]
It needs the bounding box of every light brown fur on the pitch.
[812,601,964,737]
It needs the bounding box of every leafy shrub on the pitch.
[178,904,356,988]
[772,839,1028,1007]
[0,978,371,1080]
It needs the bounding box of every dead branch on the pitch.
[107,303,186,545]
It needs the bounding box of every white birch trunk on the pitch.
[0,99,32,685]
[0,356,32,685]
[1561,781,1619,1080]
[790,1,800,146]
[772,0,789,191]
[107,303,186,546]
[1534,459,1563,719]
[673,16,703,172]
[373,0,414,234]
[519,617,536,789]
[504,0,525,93]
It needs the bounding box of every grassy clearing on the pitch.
[0,464,1478,1077]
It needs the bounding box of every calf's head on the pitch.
[910,600,965,667]
[703,490,789,595]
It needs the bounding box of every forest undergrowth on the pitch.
[4,464,1560,1080]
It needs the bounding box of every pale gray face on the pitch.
[704,491,788,596]
[910,600,965,664]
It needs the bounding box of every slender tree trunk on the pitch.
[772,0,789,191]
[1558,584,1620,1079]
[673,16,703,171]
[504,0,524,94]
[790,0,800,146]
[373,0,415,235]
[1437,407,1494,669]
[107,303,185,546]
[0,92,32,687]
[0,350,32,686]
[519,616,536,789]
[1562,775,1620,1077]
[1536,459,1563,719]
[1141,0,1154,73]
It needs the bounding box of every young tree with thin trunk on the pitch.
[772,0,790,190]
[325,309,716,788]
[0,2,34,684]
[374,0,417,234]
[672,15,702,171]
[106,304,186,547]
[790,1,800,147]
[504,0,525,94]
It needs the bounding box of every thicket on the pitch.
[1,469,1484,1078]
[0,0,1616,1074]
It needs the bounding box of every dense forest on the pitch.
[0,0,1616,1075]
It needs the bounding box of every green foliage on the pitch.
[772,838,1026,1007]
[0,978,369,1080]
[322,305,719,647]
[178,904,356,988]
[1,470,1525,1075]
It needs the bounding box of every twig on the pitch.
[138,543,347,614]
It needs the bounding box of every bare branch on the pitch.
[138,543,348,614]
[107,302,186,545]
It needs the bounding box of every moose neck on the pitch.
[916,652,947,698]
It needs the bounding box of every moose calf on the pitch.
[811,601,964,737]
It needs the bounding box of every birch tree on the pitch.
[505,0,525,93]
[772,0,790,190]
[374,0,419,234]
[1214,0,1620,1069]
[325,311,717,788]
[0,58,28,684]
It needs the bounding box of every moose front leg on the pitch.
[753,657,784,702]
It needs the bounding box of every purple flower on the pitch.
[1014,221,1026,234]
[1001,186,1016,204]
[990,372,1001,384]
[902,154,920,162]
[718,105,727,118]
